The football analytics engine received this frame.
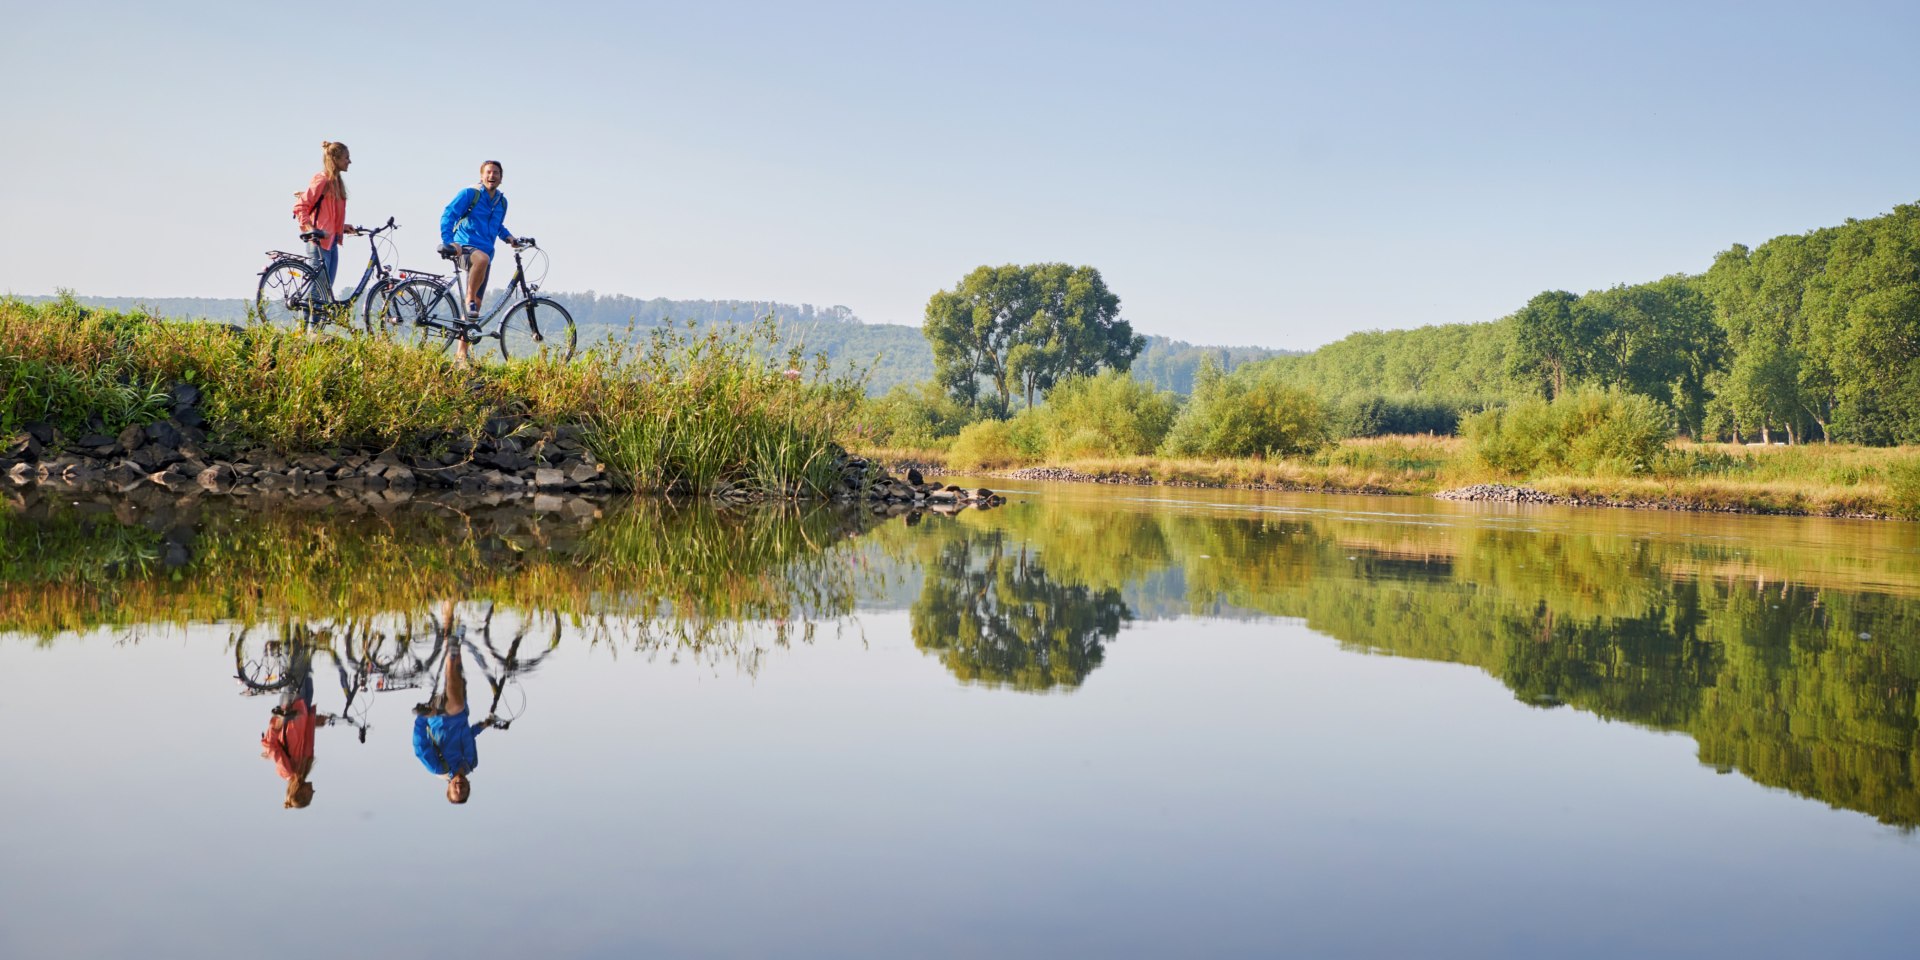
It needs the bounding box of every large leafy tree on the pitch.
[1507,290,1592,399]
[923,263,1144,412]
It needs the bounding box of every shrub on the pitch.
[1018,371,1179,459]
[1160,364,1328,458]
[947,419,1027,469]
[1465,387,1674,476]
[851,380,976,449]
[1887,458,1920,520]
[1326,394,1464,438]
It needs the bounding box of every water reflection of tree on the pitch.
[910,534,1130,691]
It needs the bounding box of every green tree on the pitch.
[923,264,1143,412]
[1507,290,1592,399]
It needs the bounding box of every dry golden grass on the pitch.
[848,430,1920,518]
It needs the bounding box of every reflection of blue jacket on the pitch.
[440,186,513,255]
[414,709,486,776]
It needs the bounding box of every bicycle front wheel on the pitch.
[254,259,318,332]
[493,297,577,363]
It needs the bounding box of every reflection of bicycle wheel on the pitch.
[255,259,318,332]
[234,637,295,691]
[492,679,527,724]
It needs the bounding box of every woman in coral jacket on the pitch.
[292,141,357,300]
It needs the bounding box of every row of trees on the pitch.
[1248,202,1920,445]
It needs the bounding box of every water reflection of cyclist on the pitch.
[413,602,501,804]
[260,659,318,809]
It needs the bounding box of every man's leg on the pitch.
[464,250,491,315]
[442,602,467,716]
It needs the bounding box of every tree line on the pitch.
[1251,201,1920,444]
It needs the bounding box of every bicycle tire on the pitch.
[493,297,577,363]
[360,277,404,334]
[393,281,461,354]
[234,635,296,691]
[366,278,435,340]
[254,259,319,332]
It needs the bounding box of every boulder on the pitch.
[117,424,146,452]
[144,420,183,449]
[2,432,39,462]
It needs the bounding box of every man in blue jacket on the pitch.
[413,602,499,803]
[438,160,521,361]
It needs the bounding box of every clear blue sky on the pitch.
[3,0,1916,349]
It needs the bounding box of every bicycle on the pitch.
[254,217,404,334]
[231,621,379,742]
[371,238,577,362]
[427,604,559,729]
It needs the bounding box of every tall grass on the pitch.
[575,322,861,496]
[0,299,858,494]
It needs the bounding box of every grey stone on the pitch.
[144,420,183,449]
[129,445,182,471]
[3,432,40,461]
[534,467,566,489]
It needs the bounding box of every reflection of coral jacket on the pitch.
[414,712,486,776]
[262,700,317,780]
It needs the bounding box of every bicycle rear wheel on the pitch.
[254,259,318,332]
[400,282,461,354]
[493,297,577,363]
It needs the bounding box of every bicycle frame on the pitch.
[413,243,546,343]
[261,218,398,318]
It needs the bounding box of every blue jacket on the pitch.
[440,186,513,255]
[414,710,487,776]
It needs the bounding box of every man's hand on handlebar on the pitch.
[511,237,536,249]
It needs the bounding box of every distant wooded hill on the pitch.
[18,292,1295,396]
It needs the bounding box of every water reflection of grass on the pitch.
[0,492,878,644]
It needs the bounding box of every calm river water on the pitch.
[4,481,1920,958]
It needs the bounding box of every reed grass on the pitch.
[0,298,857,495]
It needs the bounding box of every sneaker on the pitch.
[466,301,482,320]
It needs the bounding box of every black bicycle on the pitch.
[429,605,559,728]
[371,238,577,362]
[231,622,378,742]
[255,217,404,334]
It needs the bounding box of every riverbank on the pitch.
[0,298,869,501]
[855,435,1920,520]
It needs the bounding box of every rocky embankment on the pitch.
[827,458,1006,513]
[3,382,612,501]
[985,465,1395,495]
[1433,482,1888,518]
[1432,484,1568,505]
[1,382,1009,511]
